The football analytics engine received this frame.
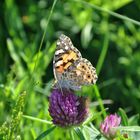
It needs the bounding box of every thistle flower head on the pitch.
[48,89,88,127]
[100,114,121,138]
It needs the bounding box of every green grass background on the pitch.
[0,0,140,139]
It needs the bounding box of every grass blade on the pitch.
[118,108,128,126]
[73,0,140,26]
[93,85,106,118]
[74,127,85,140]
[23,115,52,125]
[36,126,56,140]
[96,33,109,76]
[30,0,58,88]
[118,126,140,132]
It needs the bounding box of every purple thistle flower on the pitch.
[48,89,89,127]
[100,114,121,138]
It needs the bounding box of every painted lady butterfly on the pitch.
[53,34,98,91]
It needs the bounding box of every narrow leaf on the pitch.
[118,108,128,126]
[23,115,52,125]
[36,126,56,140]
[118,126,140,132]
[74,127,85,140]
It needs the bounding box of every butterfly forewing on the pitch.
[53,34,81,80]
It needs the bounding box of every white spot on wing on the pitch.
[55,60,63,67]
[65,46,69,50]
[55,49,64,55]
[57,41,60,45]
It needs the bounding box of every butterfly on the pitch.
[53,34,98,91]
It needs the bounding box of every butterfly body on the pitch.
[53,34,98,91]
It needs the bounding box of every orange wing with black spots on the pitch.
[53,34,81,79]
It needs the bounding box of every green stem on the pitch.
[73,0,140,26]
[93,34,109,118]
[29,0,58,87]
[93,85,106,117]
[96,33,109,75]
[23,115,52,125]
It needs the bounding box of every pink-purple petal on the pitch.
[48,89,88,127]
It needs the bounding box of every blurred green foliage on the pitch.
[0,0,140,139]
